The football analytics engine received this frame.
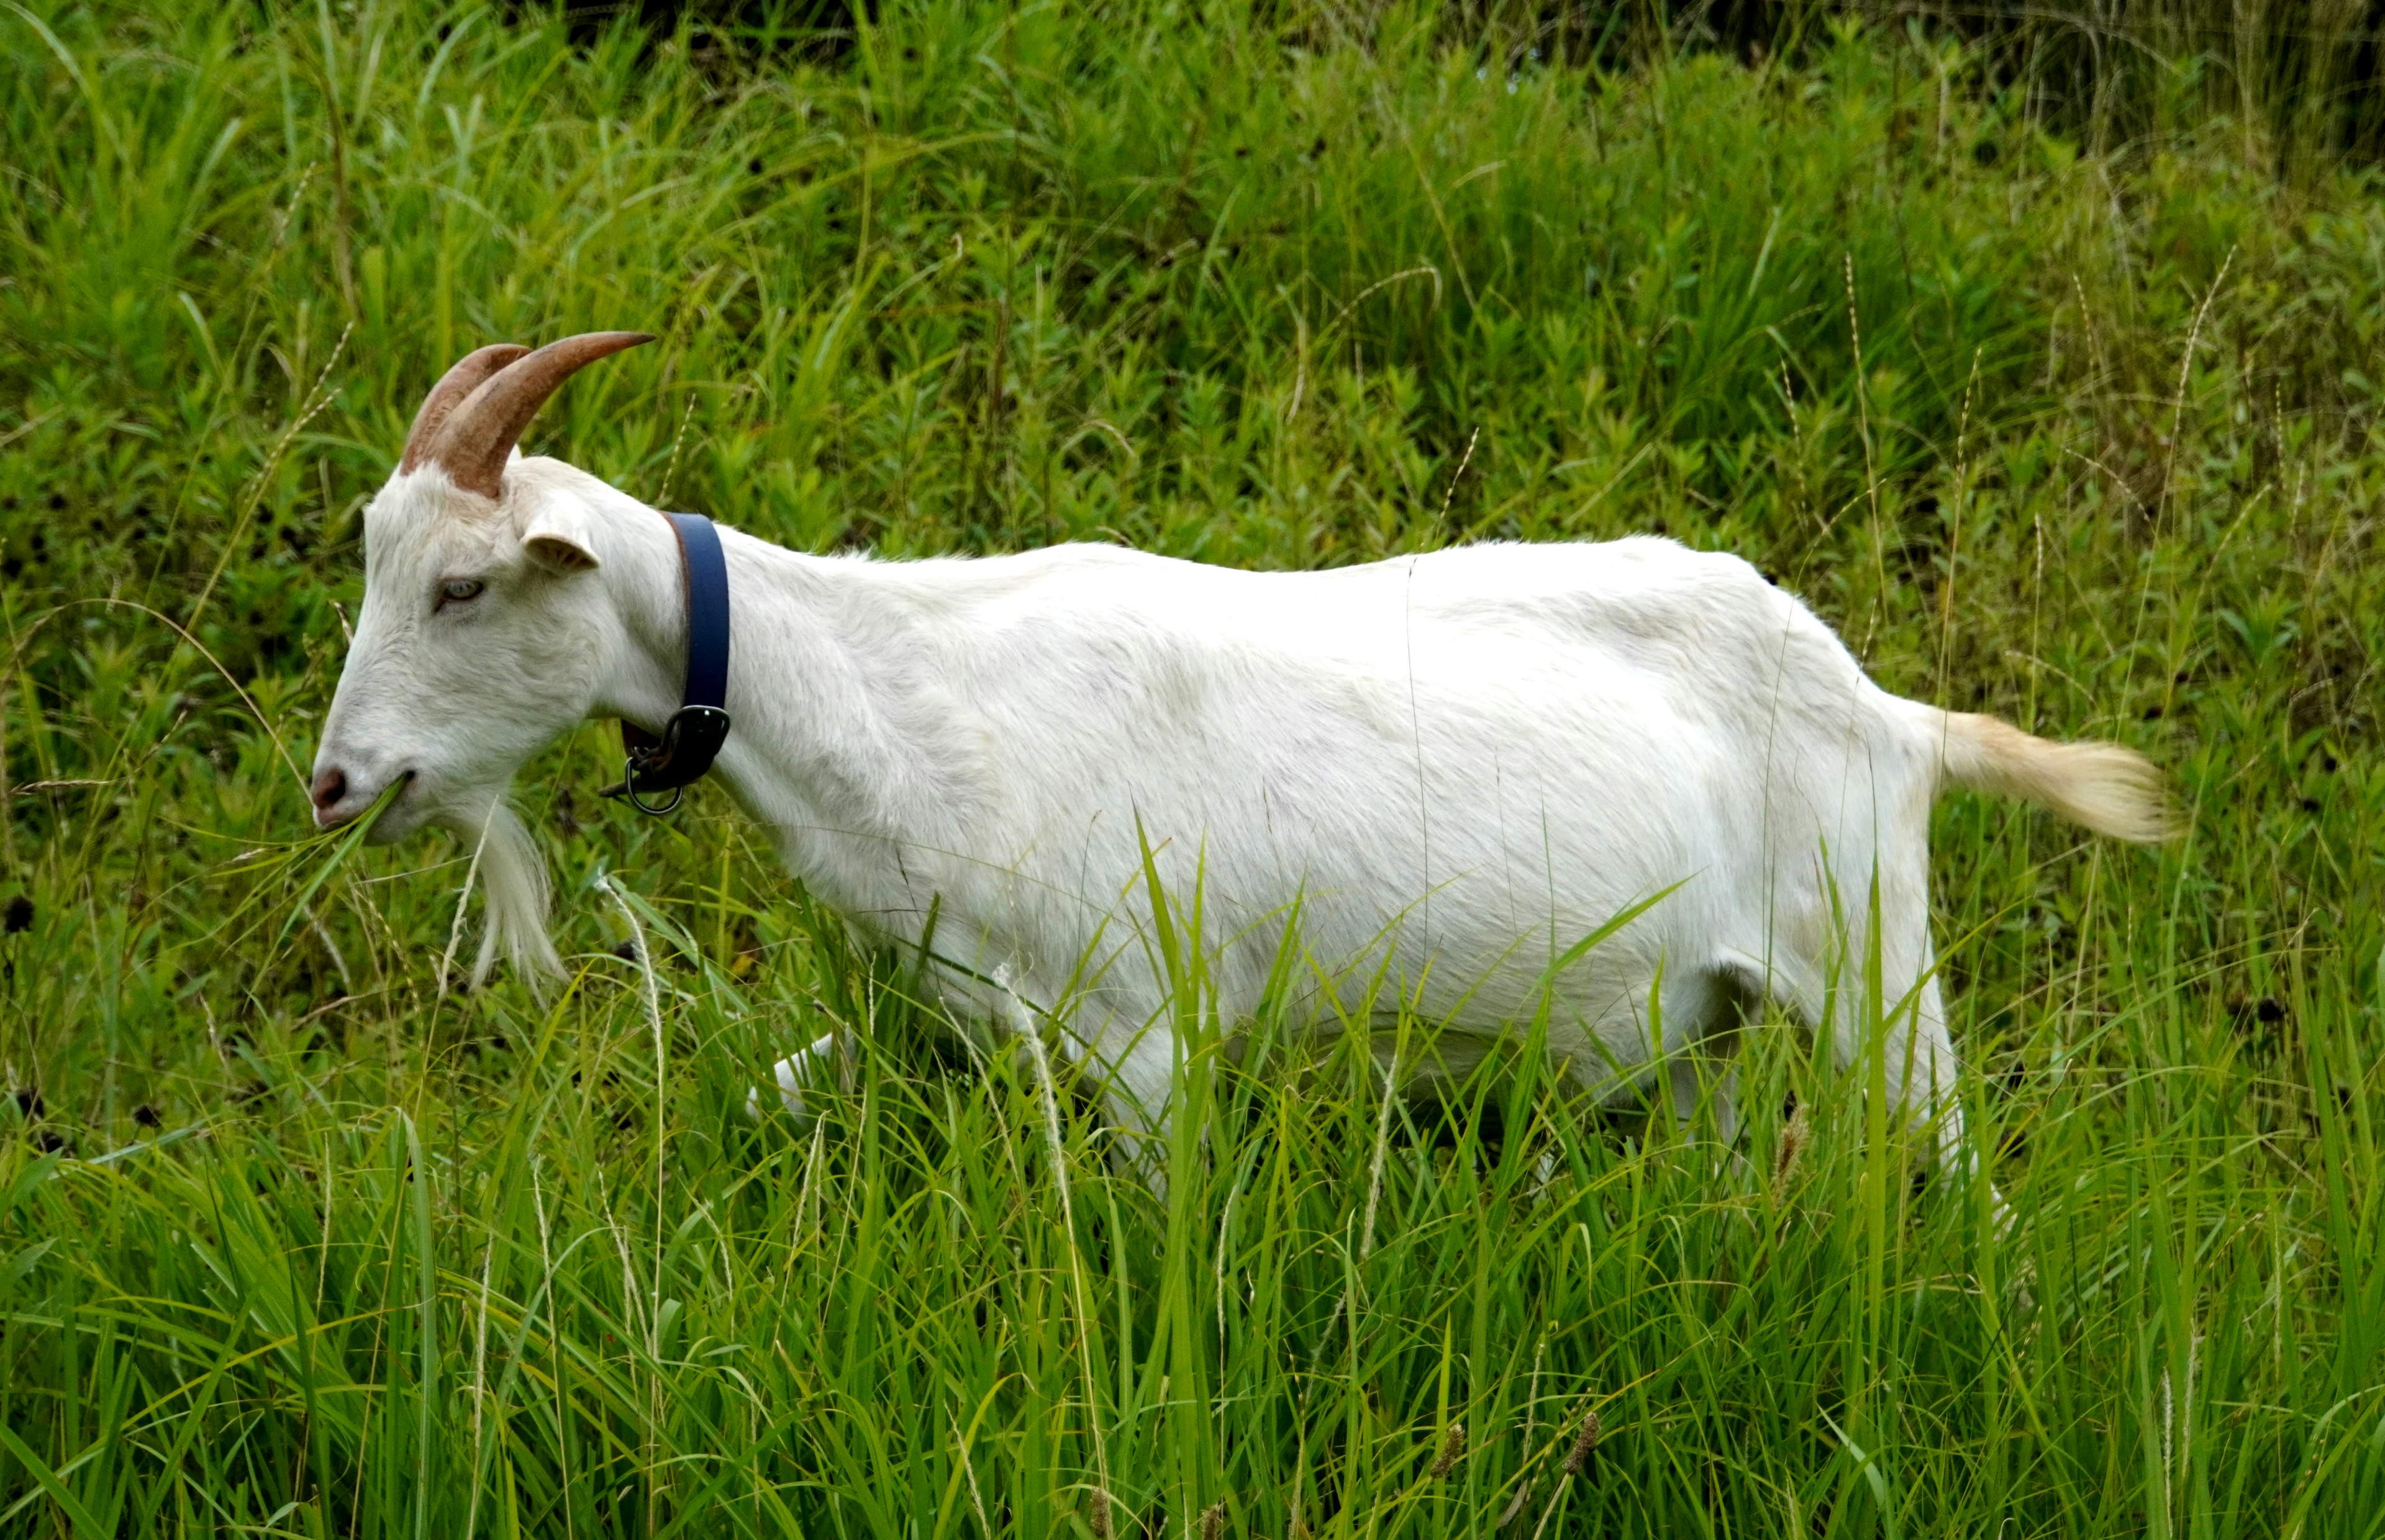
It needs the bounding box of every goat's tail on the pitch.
[1920,707,2174,844]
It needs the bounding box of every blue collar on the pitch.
[600,510,732,815]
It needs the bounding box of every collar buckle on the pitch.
[599,704,732,815]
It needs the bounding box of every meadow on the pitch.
[2,1,2383,1534]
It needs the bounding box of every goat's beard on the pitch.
[442,790,563,990]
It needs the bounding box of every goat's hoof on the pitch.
[750,1036,843,1130]
[760,1053,821,1128]
[746,1083,817,1127]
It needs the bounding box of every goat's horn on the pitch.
[428,331,653,497]
[400,344,530,474]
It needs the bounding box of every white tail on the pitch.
[1928,710,2174,844]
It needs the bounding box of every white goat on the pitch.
[313,335,2168,1169]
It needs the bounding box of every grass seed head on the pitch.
[1774,1102,1810,1190]
[1430,1421,1466,1479]
[1561,1409,1601,1479]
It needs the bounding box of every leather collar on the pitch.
[599,511,731,815]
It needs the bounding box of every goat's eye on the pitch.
[438,578,484,606]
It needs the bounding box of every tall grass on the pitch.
[1,1,2381,1534]
[1835,0,2385,173]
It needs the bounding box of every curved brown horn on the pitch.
[428,331,655,497]
[400,343,530,473]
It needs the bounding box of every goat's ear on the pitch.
[519,504,601,574]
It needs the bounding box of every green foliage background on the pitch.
[1,1,2381,1535]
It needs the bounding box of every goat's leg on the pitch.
[1665,1048,1742,1145]
[1833,908,1969,1167]
[1066,1008,1181,1195]
[744,1030,845,1126]
[1661,987,1751,1194]
[1892,970,2009,1227]
[989,972,1181,1197]
[1824,917,2007,1226]
[1655,966,1747,1144]
[1725,917,2004,1222]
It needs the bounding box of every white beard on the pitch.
[445,791,561,989]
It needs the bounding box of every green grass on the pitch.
[2,1,2383,1534]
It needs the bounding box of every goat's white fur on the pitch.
[315,451,2168,1160]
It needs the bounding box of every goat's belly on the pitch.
[965,696,1751,1033]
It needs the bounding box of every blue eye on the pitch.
[439,578,484,605]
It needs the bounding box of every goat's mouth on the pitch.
[315,769,419,837]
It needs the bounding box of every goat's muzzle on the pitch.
[311,766,414,831]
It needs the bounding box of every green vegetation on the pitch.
[2,1,2381,1534]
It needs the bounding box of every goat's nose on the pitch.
[311,767,348,814]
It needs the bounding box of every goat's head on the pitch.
[311,332,652,984]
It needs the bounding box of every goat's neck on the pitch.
[586,494,974,903]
